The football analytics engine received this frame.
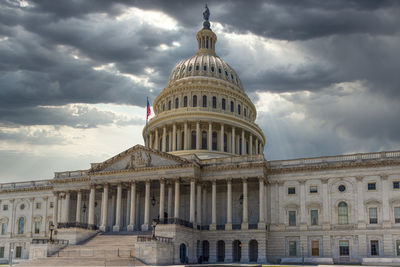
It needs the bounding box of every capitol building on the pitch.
[1,7,400,266]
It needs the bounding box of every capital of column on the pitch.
[298,179,306,184]
[321,178,329,184]
[381,174,389,180]
[355,176,364,182]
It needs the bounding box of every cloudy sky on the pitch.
[1,0,400,182]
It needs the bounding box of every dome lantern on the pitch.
[196,4,217,56]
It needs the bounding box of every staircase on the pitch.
[21,232,151,266]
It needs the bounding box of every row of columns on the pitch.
[148,122,264,155]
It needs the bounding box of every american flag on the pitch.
[146,97,151,120]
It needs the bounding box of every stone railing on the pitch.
[54,170,88,179]
[269,150,400,168]
[32,238,69,245]
[156,218,194,229]
[137,235,173,243]
[0,180,52,190]
[57,222,98,230]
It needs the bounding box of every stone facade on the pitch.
[1,8,400,266]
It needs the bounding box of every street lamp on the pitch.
[82,203,87,213]
[239,194,243,205]
[152,219,157,238]
[151,195,156,206]
[49,223,55,242]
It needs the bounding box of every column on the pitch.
[264,182,268,223]
[167,183,173,219]
[113,183,122,232]
[142,181,151,231]
[231,127,235,154]
[63,192,70,223]
[355,177,365,229]
[125,187,130,227]
[127,182,136,231]
[174,180,180,218]
[220,124,224,152]
[202,187,207,225]
[168,129,172,151]
[322,179,330,229]
[88,186,95,227]
[299,180,307,229]
[211,180,217,230]
[241,130,245,155]
[258,178,265,229]
[190,179,196,223]
[184,122,188,150]
[149,132,153,148]
[242,178,248,229]
[226,179,232,229]
[155,129,159,150]
[100,185,108,231]
[196,121,200,150]
[196,184,202,225]
[382,175,390,226]
[278,182,284,225]
[162,125,166,152]
[249,134,253,155]
[159,179,165,221]
[172,124,176,151]
[208,122,212,151]
[255,138,259,154]
[76,190,82,224]
[177,129,181,150]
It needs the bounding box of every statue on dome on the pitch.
[203,4,210,21]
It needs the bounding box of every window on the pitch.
[369,207,377,224]
[184,96,188,107]
[20,204,25,210]
[396,240,400,256]
[238,104,241,115]
[34,221,40,234]
[394,207,400,223]
[310,186,318,193]
[338,185,346,192]
[191,131,196,149]
[212,96,217,108]
[196,65,199,71]
[2,205,7,211]
[370,240,379,256]
[1,223,6,235]
[391,181,400,190]
[189,65,192,72]
[338,202,348,224]
[193,95,197,107]
[289,241,297,256]
[225,70,228,76]
[175,98,179,109]
[162,104,165,111]
[224,134,227,152]
[311,210,318,225]
[0,247,4,258]
[339,241,349,256]
[18,217,24,234]
[166,135,169,152]
[222,98,226,110]
[36,202,41,209]
[203,65,207,71]
[211,66,215,72]
[203,95,207,107]
[168,100,171,110]
[16,246,22,258]
[289,211,296,226]
[49,202,54,208]
[218,68,222,74]
[201,131,207,150]
[244,108,247,117]
[311,241,319,256]
[368,182,376,190]
[212,132,217,150]
[288,187,296,195]
[230,101,234,112]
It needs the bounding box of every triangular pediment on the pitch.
[89,145,192,173]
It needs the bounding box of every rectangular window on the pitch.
[289,241,297,256]
[36,203,41,209]
[289,211,296,226]
[369,207,378,224]
[395,207,400,223]
[311,240,319,256]
[34,221,40,234]
[394,181,400,189]
[1,223,6,235]
[0,247,4,258]
[339,241,349,256]
[16,246,22,258]
[50,202,54,208]
[311,210,319,225]
[288,187,296,195]
[396,240,400,256]
[2,205,8,211]
[370,240,379,256]
[310,186,318,193]
[368,182,376,190]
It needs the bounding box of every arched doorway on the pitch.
[233,240,241,262]
[249,240,258,262]
[217,240,225,262]
[202,240,210,262]
[179,243,187,263]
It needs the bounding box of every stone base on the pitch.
[112,225,120,232]
[225,223,232,230]
[209,223,216,230]
[241,222,248,230]
[141,223,149,231]
[127,224,135,231]
[99,225,106,232]
[258,222,266,230]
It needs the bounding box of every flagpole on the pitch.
[146,97,149,147]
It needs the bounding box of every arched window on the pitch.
[162,104,165,111]
[193,95,197,107]
[191,131,196,149]
[184,96,188,107]
[175,98,179,109]
[203,95,207,107]
[212,96,217,108]
[180,243,187,264]
[202,240,210,262]
[233,240,242,262]
[238,104,241,115]
[222,98,226,110]
[239,138,242,155]
[18,217,24,235]
[181,131,185,150]
[217,240,225,262]
[244,108,247,117]
[168,100,171,110]
[201,131,207,150]
[230,101,234,112]
[212,132,217,150]
[249,240,258,262]
[338,202,348,224]
[224,134,228,152]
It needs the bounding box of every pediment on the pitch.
[89,145,192,173]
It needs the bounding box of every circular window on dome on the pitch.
[338,185,346,192]
[20,203,25,210]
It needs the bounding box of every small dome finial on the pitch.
[202,4,210,29]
